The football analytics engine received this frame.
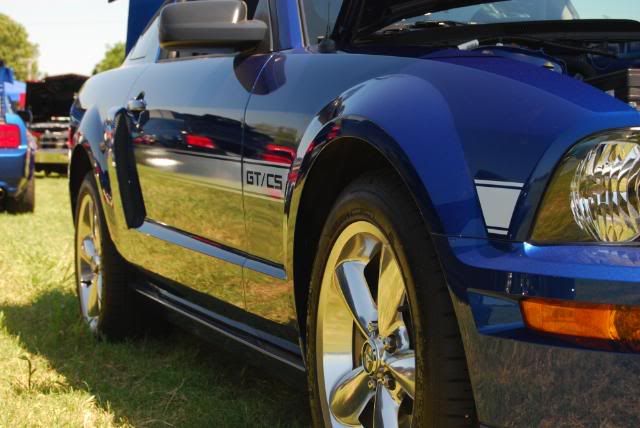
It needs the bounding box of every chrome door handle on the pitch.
[126,97,146,113]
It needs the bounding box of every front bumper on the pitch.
[435,235,640,426]
[35,148,68,166]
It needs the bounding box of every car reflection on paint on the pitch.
[67,0,640,426]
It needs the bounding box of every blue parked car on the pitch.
[69,0,640,426]
[0,63,35,213]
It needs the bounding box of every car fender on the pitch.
[286,54,640,263]
[71,105,129,241]
[285,72,488,275]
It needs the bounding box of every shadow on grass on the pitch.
[0,288,310,427]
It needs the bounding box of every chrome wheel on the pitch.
[317,221,416,428]
[76,192,103,333]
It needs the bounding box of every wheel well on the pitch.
[293,138,411,349]
[69,146,93,220]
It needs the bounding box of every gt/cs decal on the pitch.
[246,170,284,190]
[244,163,288,199]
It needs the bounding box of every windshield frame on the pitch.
[392,0,640,30]
[335,0,640,46]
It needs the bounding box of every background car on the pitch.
[22,74,87,176]
[0,62,35,213]
[69,0,640,426]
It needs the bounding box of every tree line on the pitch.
[0,13,125,80]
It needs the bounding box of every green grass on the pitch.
[0,176,310,427]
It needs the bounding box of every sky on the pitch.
[0,0,130,77]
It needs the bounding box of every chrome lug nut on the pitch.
[382,374,396,390]
[383,335,397,353]
[367,321,378,336]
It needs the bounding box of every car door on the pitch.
[119,15,271,317]
[240,0,414,345]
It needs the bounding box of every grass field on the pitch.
[0,176,309,427]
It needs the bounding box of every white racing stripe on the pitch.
[487,228,509,236]
[474,179,524,189]
[474,179,525,236]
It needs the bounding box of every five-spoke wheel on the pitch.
[308,173,476,428]
[76,192,103,333]
[73,171,140,340]
[317,221,415,427]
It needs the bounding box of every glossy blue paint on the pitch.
[457,287,640,425]
[467,291,524,332]
[1,65,32,195]
[69,1,640,426]
[447,237,640,284]
[124,0,167,54]
[274,0,304,49]
[434,233,640,425]
[0,98,35,196]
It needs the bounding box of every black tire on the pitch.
[306,171,477,427]
[40,165,67,177]
[74,171,140,340]
[6,177,35,213]
[53,165,68,177]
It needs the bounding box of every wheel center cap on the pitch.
[361,340,381,375]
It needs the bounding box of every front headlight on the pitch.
[532,129,640,244]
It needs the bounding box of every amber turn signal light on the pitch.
[520,298,640,342]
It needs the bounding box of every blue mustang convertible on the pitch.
[69,0,640,426]
[0,63,35,213]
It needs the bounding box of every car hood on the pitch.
[26,74,88,123]
[336,0,501,40]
